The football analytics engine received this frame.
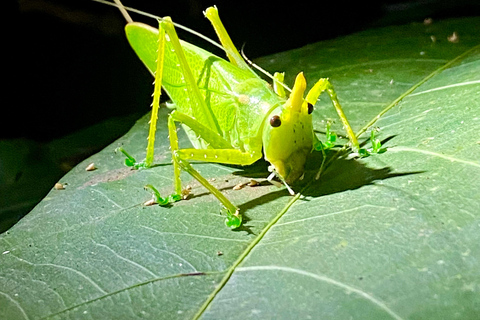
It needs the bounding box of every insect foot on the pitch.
[224,208,242,229]
[357,128,388,158]
[144,184,182,206]
[115,147,149,169]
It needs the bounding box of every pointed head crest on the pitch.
[283,72,307,121]
[263,72,314,184]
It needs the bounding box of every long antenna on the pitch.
[93,0,226,52]
[112,0,132,23]
[240,45,292,94]
[94,1,295,94]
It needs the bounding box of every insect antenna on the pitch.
[93,0,226,53]
[96,1,296,98]
[240,44,292,94]
[241,44,328,106]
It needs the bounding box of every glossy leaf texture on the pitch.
[1,17,479,319]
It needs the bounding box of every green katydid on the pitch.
[103,0,379,229]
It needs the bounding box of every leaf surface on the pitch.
[1,17,479,320]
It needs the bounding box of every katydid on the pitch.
[105,0,364,229]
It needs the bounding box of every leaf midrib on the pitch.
[192,43,480,319]
[192,192,302,319]
[28,43,480,320]
[356,44,480,138]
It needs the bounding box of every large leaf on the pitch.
[1,17,479,319]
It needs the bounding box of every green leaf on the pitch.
[1,17,479,319]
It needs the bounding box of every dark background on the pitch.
[1,0,479,232]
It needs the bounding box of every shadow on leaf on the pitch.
[231,149,423,217]
[301,157,422,198]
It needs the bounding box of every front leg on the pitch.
[167,113,262,229]
[306,78,359,152]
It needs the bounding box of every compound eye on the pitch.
[307,103,314,114]
[269,115,281,127]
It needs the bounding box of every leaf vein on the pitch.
[321,58,447,74]
[356,44,480,138]
[90,189,124,210]
[409,80,480,96]
[92,241,158,277]
[40,271,220,320]
[148,243,198,272]
[389,146,480,168]
[8,254,107,295]
[274,204,397,227]
[0,290,30,320]
[140,225,249,242]
[236,265,404,320]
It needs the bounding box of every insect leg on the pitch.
[170,110,261,168]
[117,16,167,169]
[167,113,182,197]
[204,7,252,72]
[138,17,226,168]
[144,18,166,167]
[273,72,287,98]
[176,148,261,166]
[161,17,222,135]
[175,147,262,229]
[305,78,360,151]
[168,109,235,203]
[168,113,263,229]
[170,111,233,149]
[168,113,249,212]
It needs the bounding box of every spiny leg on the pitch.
[116,17,166,169]
[204,7,253,73]
[205,8,291,101]
[168,114,182,198]
[145,19,166,167]
[205,6,293,97]
[119,16,223,169]
[146,107,246,228]
[147,17,260,228]
[144,110,235,208]
[160,18,221,134]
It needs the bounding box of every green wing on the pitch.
[125,23,257,141]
